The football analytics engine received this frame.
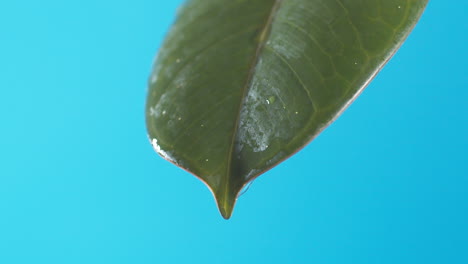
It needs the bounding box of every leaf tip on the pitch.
[214,190,238,220]
[219,205,234,220]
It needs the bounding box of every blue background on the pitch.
[0,1,467,263]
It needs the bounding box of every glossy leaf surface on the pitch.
[146,0,428,219]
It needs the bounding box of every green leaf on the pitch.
[146,0,428,219]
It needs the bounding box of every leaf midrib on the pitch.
[222,0,284,201]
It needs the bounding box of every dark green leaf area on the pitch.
[146,0,428,218]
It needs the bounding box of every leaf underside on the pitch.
[146,0,428,219]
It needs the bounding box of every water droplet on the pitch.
[354,62,358,65]
[398,5,401,9]
[162,110,167,115]
[205,159,209,162]
[268,96,276,104]
[295,111,299,115]
[176,58,181,63]
[238,181,255,197]
[178,117,182,121]
[151,138,176,163]
[266,99,270,105]
[200,124,204,127]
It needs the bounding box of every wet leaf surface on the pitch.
[146,0,428,219]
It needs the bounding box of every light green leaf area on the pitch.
[146,0,428,219]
